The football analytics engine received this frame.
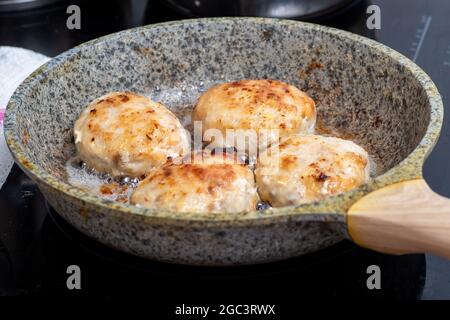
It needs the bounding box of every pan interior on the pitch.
[11,20,430,198]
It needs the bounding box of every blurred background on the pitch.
[0,0,375,55]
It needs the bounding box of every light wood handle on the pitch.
[348,179,450,259]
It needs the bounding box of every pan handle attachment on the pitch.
[347,179,450,259]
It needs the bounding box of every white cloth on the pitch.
[0,46,50,189]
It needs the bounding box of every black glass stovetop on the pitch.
[0,0,449,299]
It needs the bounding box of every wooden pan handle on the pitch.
[347,179,450,259]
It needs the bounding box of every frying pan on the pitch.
[4,18,450,265]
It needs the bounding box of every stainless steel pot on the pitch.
[0,0,64,11]
[161,0,357,19]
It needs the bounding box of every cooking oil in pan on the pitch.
[65,157,138,203]
[65,80,378,207]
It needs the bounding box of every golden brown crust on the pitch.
[74,92,189,177]
[255,134,370,207]
[131,152,259,213]
[193,80,316,152]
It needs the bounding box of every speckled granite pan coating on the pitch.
[4,18,443,265]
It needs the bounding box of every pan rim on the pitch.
[4,17,443,223]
